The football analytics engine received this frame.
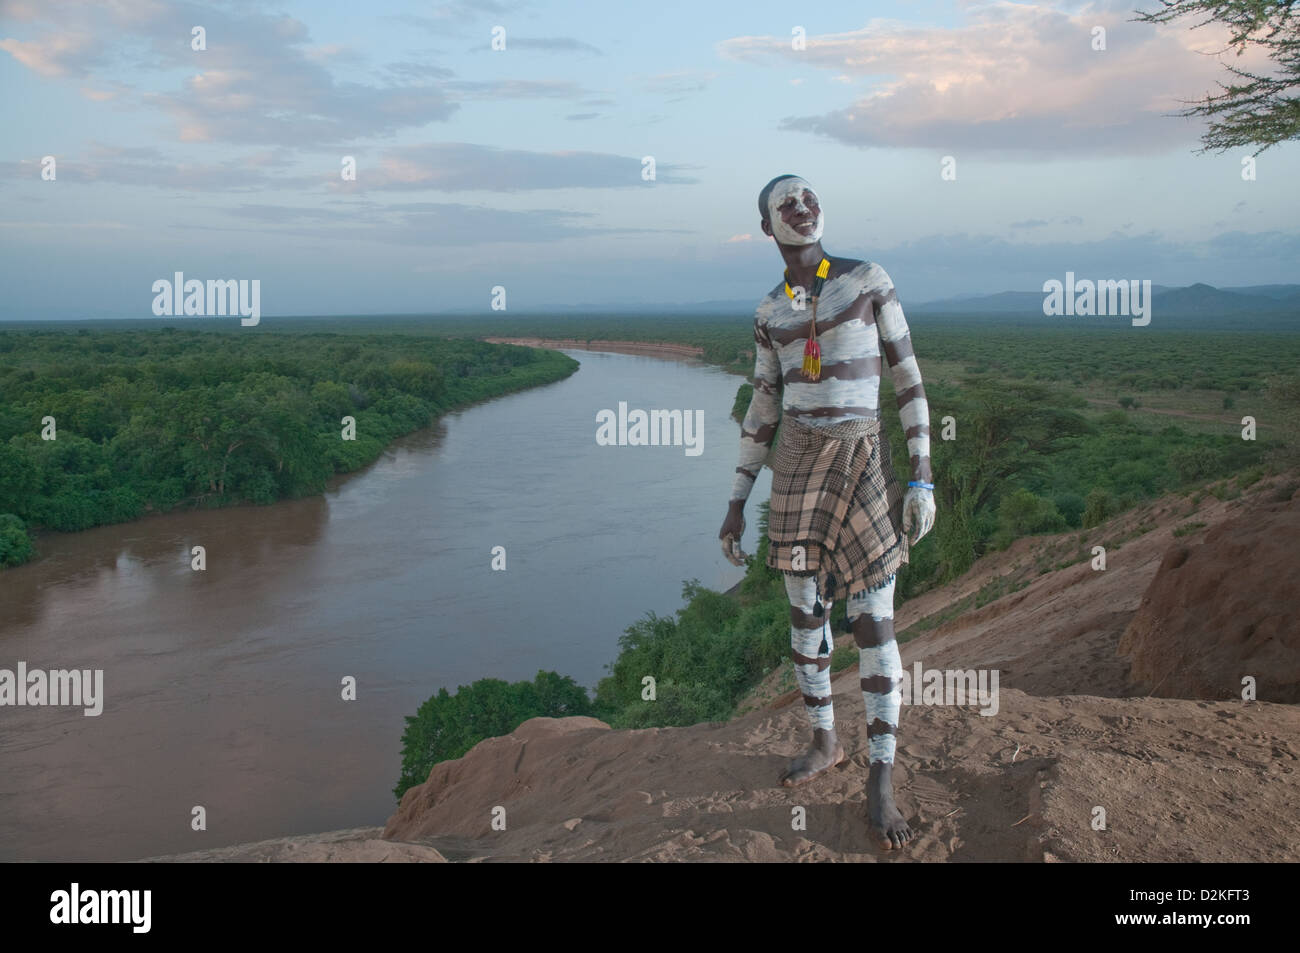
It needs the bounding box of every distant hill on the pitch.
[911,291,1045,314]
[911,282,1300,318]
[1223,284,1300,300]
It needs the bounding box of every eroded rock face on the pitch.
[1119,490,1300,703]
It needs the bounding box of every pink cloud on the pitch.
[0,31,96,77]
[719,1,1273,155]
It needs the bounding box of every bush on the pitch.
[831,643,857,673]
[732,383,753,423]
[394,670,593,800]
[992,489,1067,548]
[1082,487,1117,528]
[591,575,792,731]
[1169,445,1227,483]
[1052,491,1087,528]
[1235,465,1265,489]
[389,360,445,402]
[0,513,33,567]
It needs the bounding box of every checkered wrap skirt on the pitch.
[765,414,909,601]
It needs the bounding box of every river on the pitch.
[0,349,772,861]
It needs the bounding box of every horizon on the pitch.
[3,0,1298,319]
[5,277,1298,323]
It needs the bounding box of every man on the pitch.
[718,174,936,851]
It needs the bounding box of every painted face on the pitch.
[767,177,824,245]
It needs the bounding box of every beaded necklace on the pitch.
[784,257,831,381]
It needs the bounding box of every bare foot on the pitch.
[867,761,915,850]
[780,727,847,787]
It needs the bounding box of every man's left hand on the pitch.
[902,486,935,545]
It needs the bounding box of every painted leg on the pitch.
[780,573,846,786]
[848,577,916,850]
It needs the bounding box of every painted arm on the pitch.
[730,315,783,503]
[874,267,931,483]
[873,266,935,543]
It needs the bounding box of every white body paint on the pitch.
[731,262,932,501]
[766,176,824,245]
[849,578,904,764]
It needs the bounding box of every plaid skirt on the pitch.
[765,414,909,601]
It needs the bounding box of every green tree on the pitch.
[394,670,593,800]
[0,514,33,567]
[995,488,1067,546]
[931,380,1089,579]
[1134,1,1300,153]
[1052,491,1087,528]
[1082,487,1118,528]
[389,360,446,402]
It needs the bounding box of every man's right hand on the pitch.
[719,501,749,566]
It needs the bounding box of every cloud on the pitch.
[215,200,670,246]
[333,142,699,192]
[725,233,753,243]
[0,220,129,230]
[1205,229,1300,262]
[718,2,1270,156]
[642,69,716,99]
[79,86,120,101]
[383,2,526,35]
[381,61,457,83]
[86,142,164,160]
[3,139,699,196]
[302,44,366,66]
[0,31,99,77]
[504,37,602,55]
[5,1,461,147]
[5,152,318,192]
[444,78,588,100]
[1011,215,1086,229]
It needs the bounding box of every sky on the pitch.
[2,0,1298,319]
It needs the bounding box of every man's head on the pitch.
[758,174,823,246]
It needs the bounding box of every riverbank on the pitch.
[482,337,708,362]
[0,331,579,568]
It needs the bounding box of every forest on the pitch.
[0,327,577,567]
